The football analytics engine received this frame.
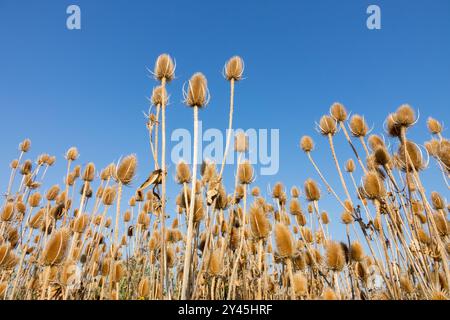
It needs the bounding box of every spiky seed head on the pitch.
[321,212,330,225]
[10,159,19,169]
[417,228,430,244]
[427,117,442,135]
[116,155,137,185]
[1,203,14,222]
[224,56,244,81]
[374,146,391,166]
[304,179,320,202]
[330,102,348,122]
[138,278,150,298]
[319,115,337,136]
[345,159,355,173]
[341,211,353,225]
[290,186,300,198]
[425,140,440,157]
[350,241,364,262]
[293,272,308,296]
[46,185,60,201]
[386,113,402,137]
[368,134,385,151]
[433,213,448,237]
[19,139,31,152]
[234,132,249,153]
[238,161,254,184]
[208,249,223,276]
[175,160,191,184]
[251,187,260,197]
[154,54,175,82]
[82,163,96,182]
[151,85,168,106]
[184,72,209,108]
[431,192,445,210]
[42,228,70,265]
[274,223,294,258]
[300,135,314,153]
[66,147,79,161]
[325,241,346,271]
[363,171,386,200]
[73,214,89,234]
[296,213,307,227]
[438,139,450,171]
[395,104,416,127]
[289,199,302,216]
[249,204,270,239]
[29,208,45,229]
[20,160,32,175]
[397,141,424,172]
[349,115,368,137]
[28,192,42,208]
[193,196,205,223]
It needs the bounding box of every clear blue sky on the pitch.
[0,0,449,240]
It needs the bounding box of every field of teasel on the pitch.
[0,54,449,301]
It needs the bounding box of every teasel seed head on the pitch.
[349,114,368,137]
[293,272,308,296]
[330,102,348,122]
[322,288,338,300]
[208,249,223,276]
[28,192,42,208]
[395,104,416,127]
[19,138,31,152]
[29,208,45,229]
[42,228,70,265]
[46,185,60,201]
[176,160,191,184]
[289,199,302,216]
[224,56,244,81]
[431,191,445,210]
[386,113,402,137]
[341,211,353,225]
[151,85,168,106]
[304,179,320,202]
[154,53,175,82]
[249,204,270,239]
[82,162,96,182]
[345,159,355,173]
[363,171,386,200]
[350,241,364,262]
[65,147,79,161]
[274,223,294,259]
[325,241,346,272]
[300,135,314,153]
[374,146,391,166]
[235,132,249,153]
[251,186,260,197]
[397,141,424,172]
[1,203,14,222]
[427,117,442,135]
[73,214,89,234]
[184,72,209,108]
[318,115,337,136]
[238,161,254,184]
[433,213,448,237]
[425,140,440,158]
[116,154,137,185]
[138,277,150,298]
[368,134,386,151]
[10,159,19,169]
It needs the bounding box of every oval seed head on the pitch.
[330,102,348,122]
[341,211,353,225]
[82,163,96,182]
[319,115,337,136]
[289,199,302,215]
[386,113,402,137]
[249,204,270,239]
[325,241,346,271]
[10,159,19,169]
[431,192,445,210]
[224,56,244,81]
[154,54,175,82]
[433,213,448,237]
[438,139,450,171]
[349,115,368,137]
[20,160,32,175]
[46,185,60,201]
[293,272,308,296]
[395,104,416,127]
[28,192,42,208]
[427,117,442,135]
[321,212,330,225]
[345,159,355,173]
[290,186,300,198]
[274,223,294,258]
[251,187,260,197]
[425,140,440,158]
[73,214,89,234]
[116,154,137,185]
[176,160,191,184]
[184,72,209,108]
[350,241,364,262]
[234,132,249,153]
[138,277,150,298]
[66,147,79,161]
[374,146,391,166]
[208,249,223,276]
[304,179,320,202]
[1,203,15,222]
[29,208,45,229]
[151,85,168,106]
[368,134,385,151]
[19,139,31,152]
[363,171,386,200]
[238,161,254,184]
[42,228,70,265]
[397,141,424,171]
[300,136,314,153]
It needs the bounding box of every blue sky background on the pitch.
[0,0,449,241]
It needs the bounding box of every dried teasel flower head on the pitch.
[300,135,314,153]
[345,159,355,173]
[238,161,254,185]
[427,117,442,135]
[65,147,79,161]
[318,115,337,136]
[176,160,191,184]
[235,132,249,153]
[395,104,416,128]
[151,85,168,106]
[349,114,368,137]
[304,179,320,202]
[154,53,175,82]
[224,56,244,81]
[330,102,348,122]
[115,155,137,185]
[19,139,31,152]
[183,72,209,108]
